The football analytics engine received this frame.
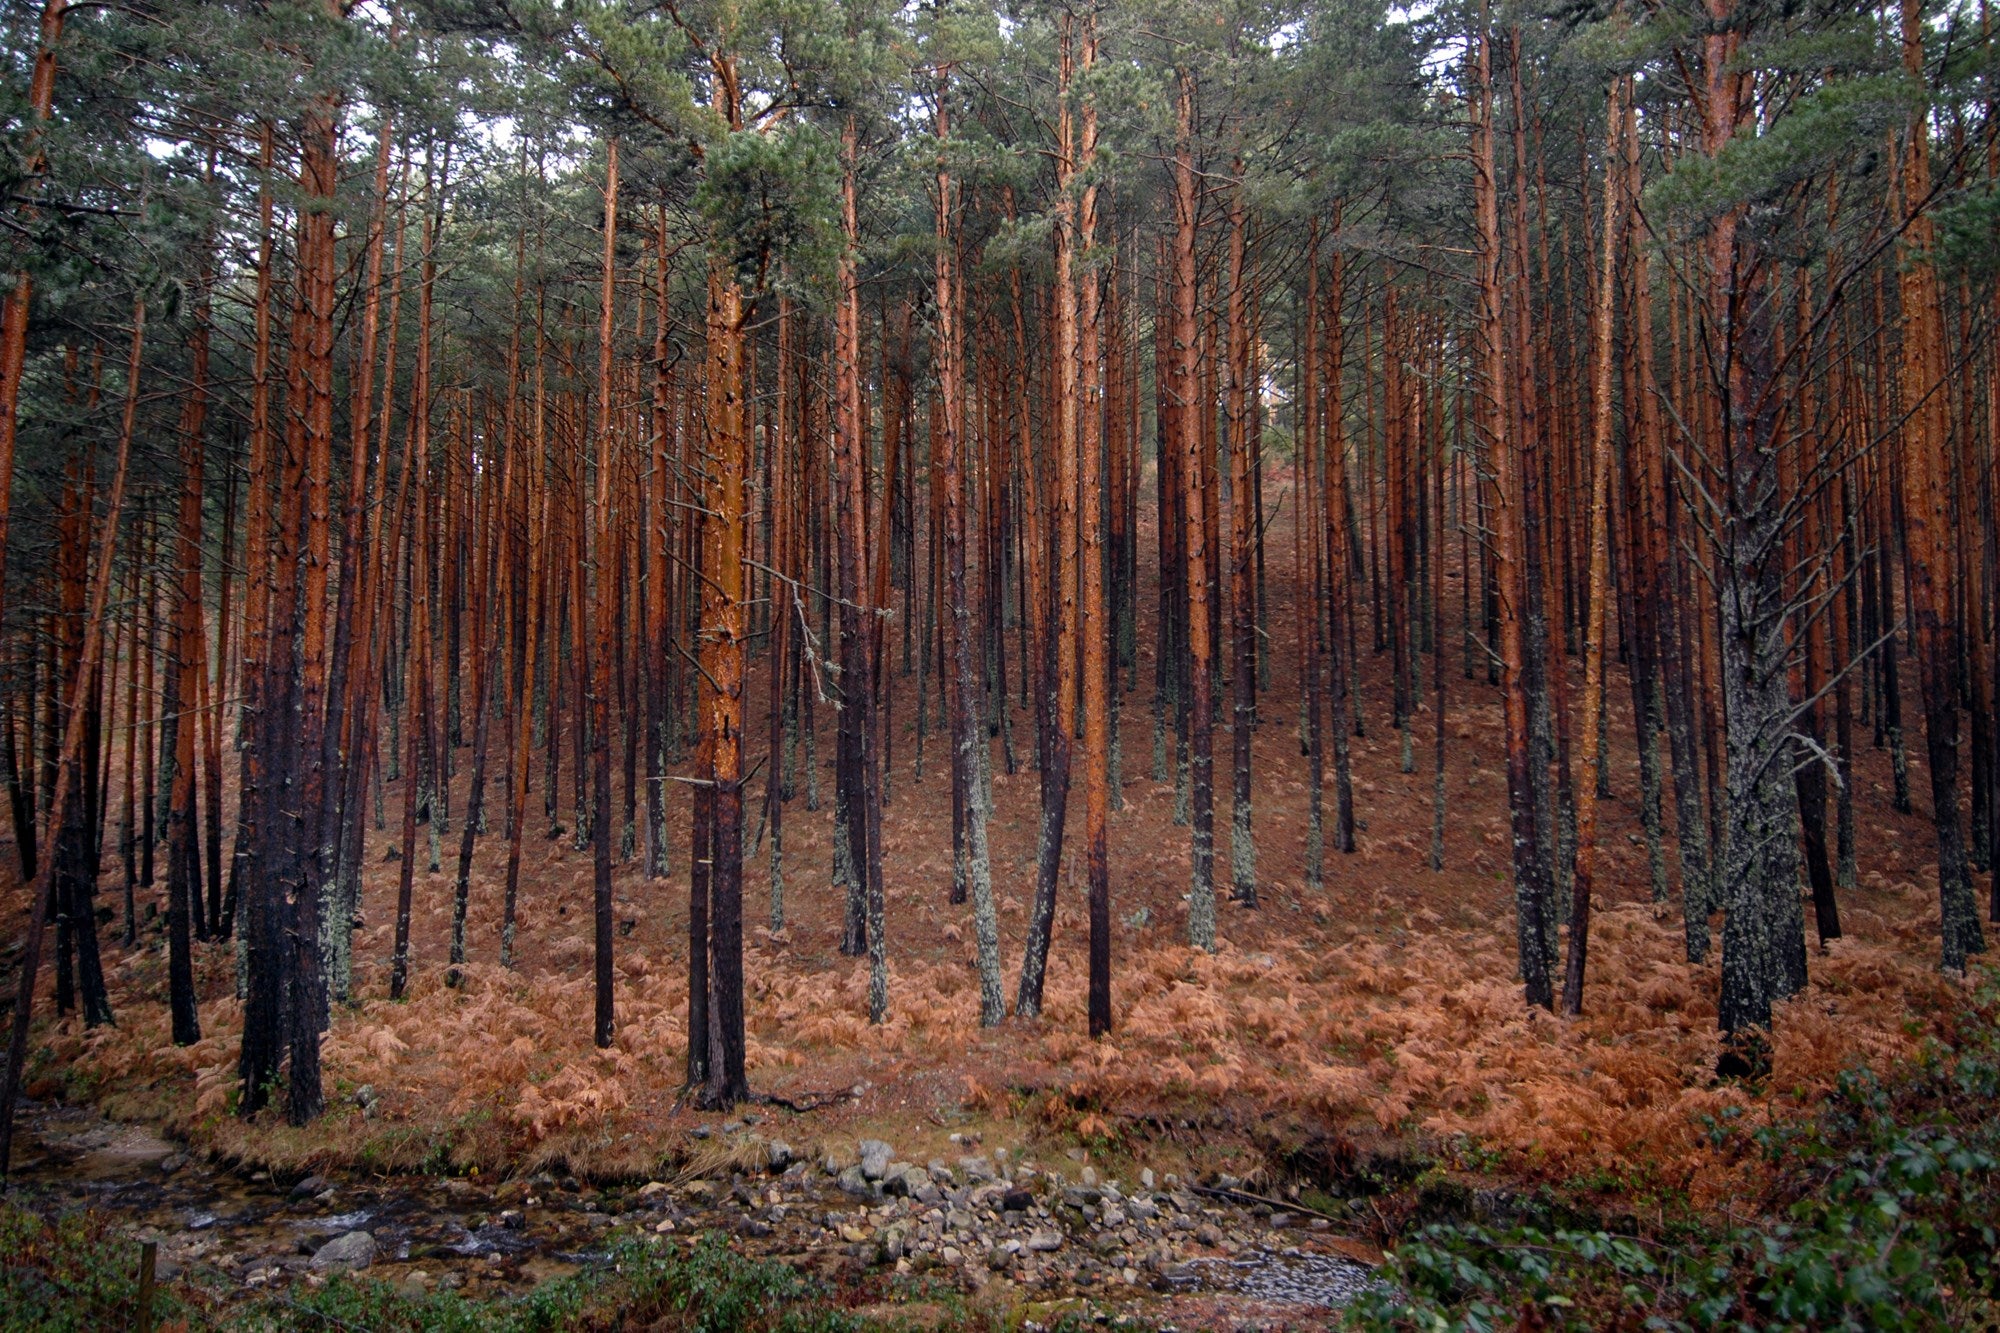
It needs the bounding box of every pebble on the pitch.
[1169,1249,1376,1308]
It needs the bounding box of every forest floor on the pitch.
[2,475,1989,1326]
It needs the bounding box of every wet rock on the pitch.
[499,1210,525,1230]
[290,1175,329,1200]
[636,1181,670,1200]
[858,1139,895,1181]
[310,1231,377,1272]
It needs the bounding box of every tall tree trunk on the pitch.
[1019,17,1085,1017]
[1895,0,1984,970]
[1073,19,1111,1036]
[1173,69,1217,951]
[1225,183,1257,908]
[1475,26,1552,1008]
[1561,75,1625,1016]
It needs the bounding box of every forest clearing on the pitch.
[1,0,1999,1327]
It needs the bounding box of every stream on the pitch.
[3,1099,1380,1327]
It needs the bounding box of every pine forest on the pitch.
[2,0,2000,1326]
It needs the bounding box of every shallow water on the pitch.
[4,1098,1379,1323]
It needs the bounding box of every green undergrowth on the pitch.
[0,1202,191,1333]
[264,1233,871,1332]
[0,1223,951,1332]
[1347,971,2000,1332]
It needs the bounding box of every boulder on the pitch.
[310,1231,376,1272]
[857,1139,895,1181]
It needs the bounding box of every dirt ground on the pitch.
[13,468,1979,1226]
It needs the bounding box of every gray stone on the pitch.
[837,1166,872,1198]
[310,1231,376,1272]
[959,1155,995,1182]
[858,1139,895,1181]
[764,1140,794,1172]
[1026,1231,1064,1252]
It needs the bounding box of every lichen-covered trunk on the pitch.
[1225,185,1257,909]
[936,79,1005,1025]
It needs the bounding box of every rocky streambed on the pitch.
[3,1100,1380,1327]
